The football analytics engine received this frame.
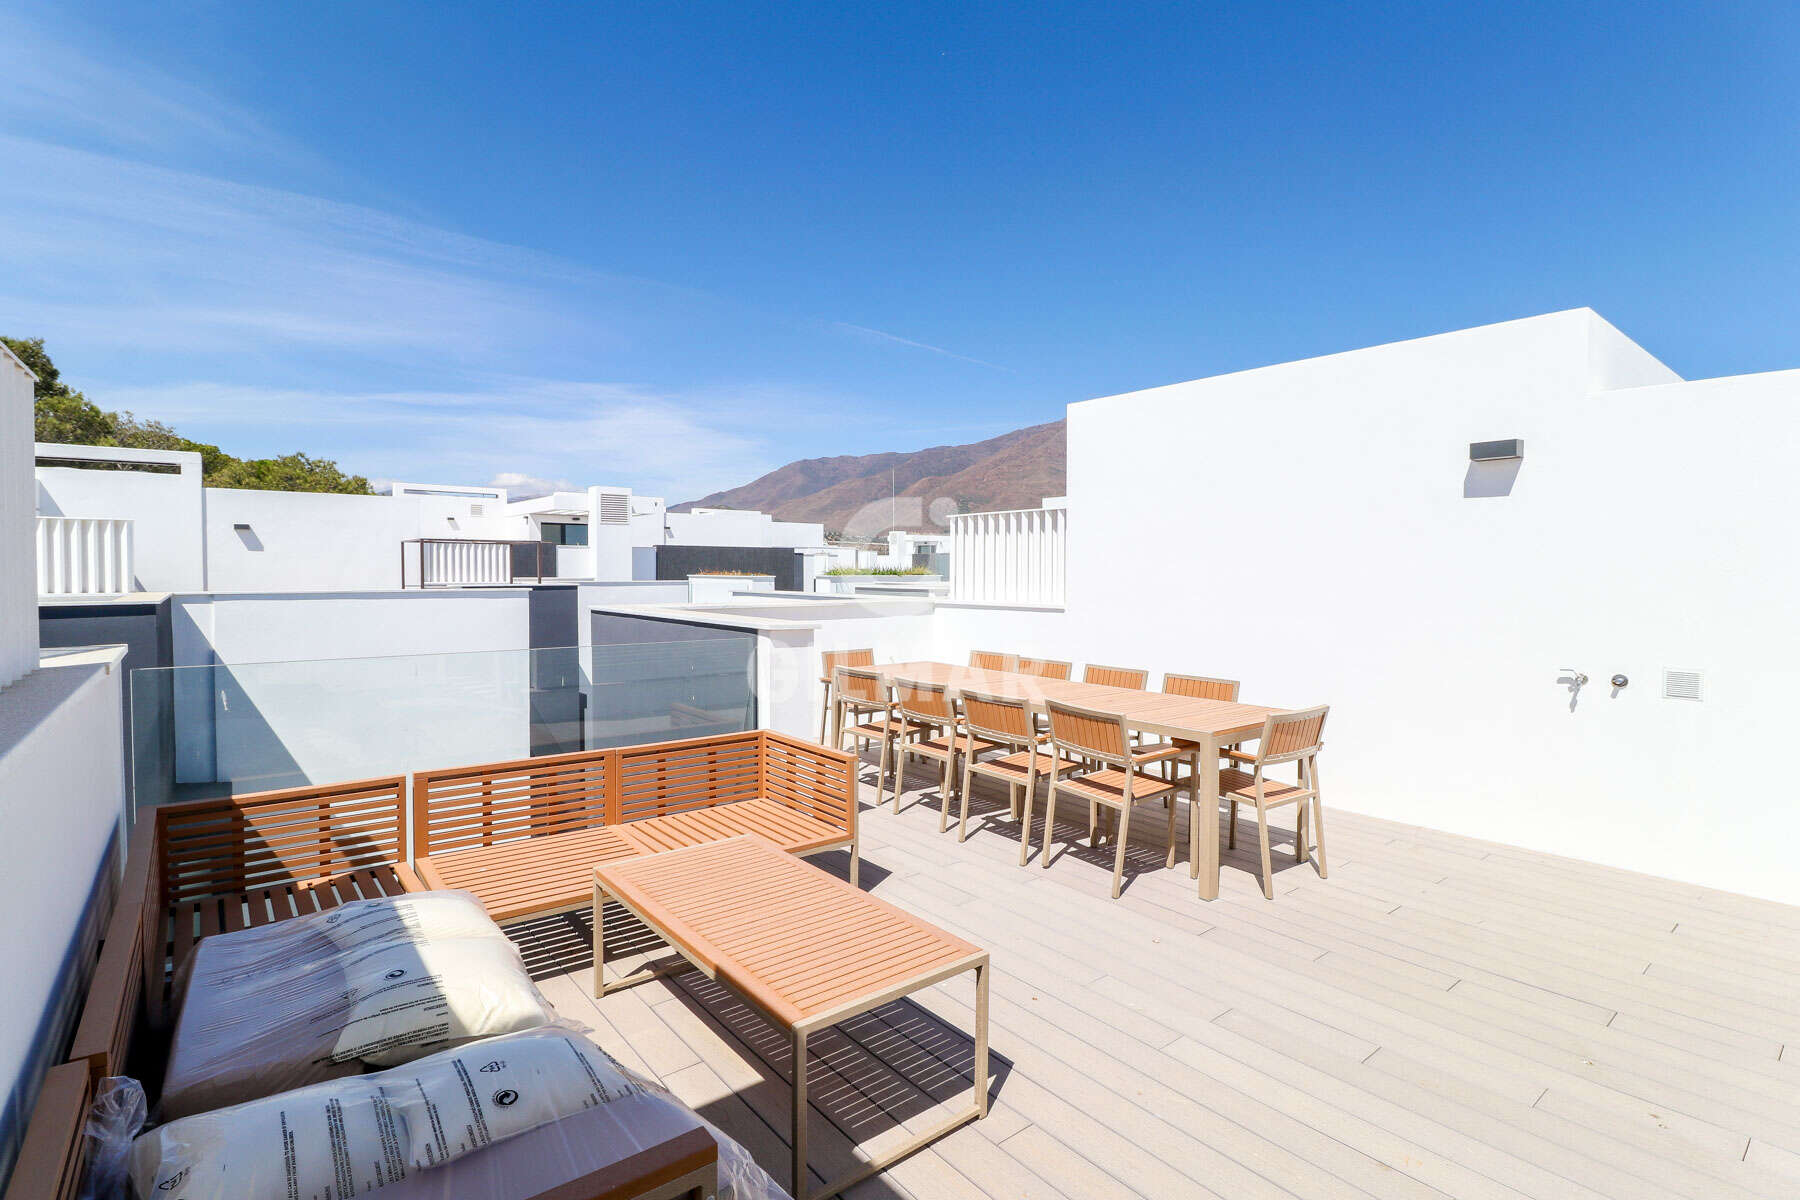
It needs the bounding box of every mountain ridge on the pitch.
[676,419,1066,536]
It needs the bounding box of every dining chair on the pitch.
[819,648,875,743]
[956,687,1082,859]
[1083,664,1149,690]
[1218,705,1329,899]
[1161,672,1239,702]
[1015,657,1072,681]
[969,650,1018,672]
[893,677,1000,828]
[1041,698,1181,898]
[834,666,910,809]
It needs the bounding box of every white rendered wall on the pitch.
[0,656,125,1165]
[205,488,478,592]
[161,590,531,793]
[1040,307,1800,903]
[34,447,205,592]
[0,349,35,688]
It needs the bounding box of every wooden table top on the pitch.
[873,660,1282,743]
[595,835,985,1031]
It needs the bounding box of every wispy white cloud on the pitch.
[93,378,789,502]
[0,16,1030,503]
[828,321,1014,372]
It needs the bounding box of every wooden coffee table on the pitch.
[592,835,990,1200]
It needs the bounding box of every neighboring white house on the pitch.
[32,453,829,594]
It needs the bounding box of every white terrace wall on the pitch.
[206,487,481,591]
[35,446,206,592]
[0,348,36,687]
[1042,307,1800,903]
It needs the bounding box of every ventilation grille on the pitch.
[469,503,485,517]
[1663,669,1704,702]
[595,490,631,526]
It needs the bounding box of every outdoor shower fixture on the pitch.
[1469,438,1524,461]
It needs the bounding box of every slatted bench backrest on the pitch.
[412,748,616,857]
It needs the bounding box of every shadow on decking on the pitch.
[911,770,1319,895]
[504,887,1008,1200]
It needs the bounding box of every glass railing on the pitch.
[128,637,757,815]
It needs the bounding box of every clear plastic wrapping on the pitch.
[87,1028,787,1200]
[159,892,557,1119]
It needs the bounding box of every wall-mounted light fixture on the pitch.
[232,522,251,531]
[1469,438,1524,462]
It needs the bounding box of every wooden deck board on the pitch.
[516,756,1800,1199]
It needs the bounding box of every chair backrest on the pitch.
[1084,664,1148,690]
[821,647,875,682]
[1163,672,1240,702]
[835,664,889,709]
[960,687,1035,744]
[1254,705,1329,765]
[894,676,957,726]
[1016,657,1072,680]
[969,650,1017,672]
[1045,698,1130,763]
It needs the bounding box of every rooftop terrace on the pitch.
[528,757,1800,1199]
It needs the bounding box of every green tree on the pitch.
[208,452,374,494]
[6,335,374,494]
[4,335,120,444]
[114,412,232,477]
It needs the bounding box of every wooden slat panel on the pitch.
[2,1063,93,1200]
[413,749,614,857]
[596,836,981,1028]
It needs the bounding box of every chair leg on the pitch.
[850,839,860,887]
[818,682,830,745]
[938,754,954,833]
[1018,766,1037,866]
[1295,798,1308,863]
[1310,759,1329,878]
[877,734,892,811]
[1110,804,1132,899]
[1256,801,1275,900]
[1164,790,1179,868]
[1042,785,1059,867]
[1087,800,1098,846]
[958,754,975,842]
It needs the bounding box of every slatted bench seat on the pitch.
[8,770,719,1200]
[412,731,859,926]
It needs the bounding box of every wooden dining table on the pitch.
[866,660,1284,899]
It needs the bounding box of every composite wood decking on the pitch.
[514,753,1800,1199]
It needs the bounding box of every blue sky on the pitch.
[1,2,1796,498]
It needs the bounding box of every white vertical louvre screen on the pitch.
[949,506,1066,606]
[420,540,511,586]
[35,516,135,596]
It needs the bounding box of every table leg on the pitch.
[792,1026,809,1200]
[1197,737,1221,900]
[974,961,990,1118]
[591,878,607,998]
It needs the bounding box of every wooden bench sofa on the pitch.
[4,727,859,1200]
[413,729,858,923]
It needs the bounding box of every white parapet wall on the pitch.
[949,505,1067,607]
[35,517,134,596]
[1024,307,1800,904]
[0,346,37,689]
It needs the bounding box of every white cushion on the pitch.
[132,1030,645,1200]
[160,892,553,1119]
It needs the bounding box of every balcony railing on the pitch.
[949,505,1066,606]
[400,538,552,587]
[36,515,134,595]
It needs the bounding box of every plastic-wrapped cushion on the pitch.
[109,1029,790,1200]
[159,892,555,1119]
